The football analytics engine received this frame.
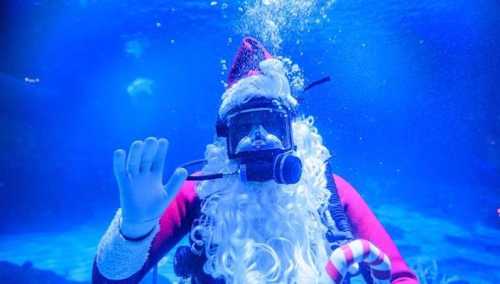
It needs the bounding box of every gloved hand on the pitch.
[325,239,392,284]
[112,137,188,238]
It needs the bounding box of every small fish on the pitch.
[127,78,154,97]
[24,77,40,84]
[125,39,147,58]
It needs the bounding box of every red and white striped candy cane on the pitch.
[325,239,392,284]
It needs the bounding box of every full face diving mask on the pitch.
[181,76,332,184]
[215,98,303,184]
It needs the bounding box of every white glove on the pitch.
[112,137,187,238]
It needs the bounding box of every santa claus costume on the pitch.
[92,37,418,284]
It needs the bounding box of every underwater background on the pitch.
[0,0,499,283]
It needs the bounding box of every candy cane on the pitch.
[325,239,392,284]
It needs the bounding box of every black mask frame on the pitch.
[216,97,297,160]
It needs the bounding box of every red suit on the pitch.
[92,175,418,283]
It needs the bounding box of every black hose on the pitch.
[325,158,354,240]
[186,173,225,181]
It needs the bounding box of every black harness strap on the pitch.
[323,158,374,284]
[323,158,354,246]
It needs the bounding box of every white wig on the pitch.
[190,116,333,283]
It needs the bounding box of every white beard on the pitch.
[191,116,333,283]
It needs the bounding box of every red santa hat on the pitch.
[219,37,298,117]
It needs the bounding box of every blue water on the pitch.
[0,1,499,283]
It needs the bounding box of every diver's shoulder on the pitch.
[333,174,356,189]
[332,174,360,195]
[176,179,200,202]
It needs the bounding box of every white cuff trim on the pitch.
[95,209,160,280]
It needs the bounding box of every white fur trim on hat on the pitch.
[219,58,298,117]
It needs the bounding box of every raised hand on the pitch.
[112,137,188,238]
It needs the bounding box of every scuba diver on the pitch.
[92,37,418,284]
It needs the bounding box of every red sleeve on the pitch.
[92,180,201,283]
[334,175,419,284]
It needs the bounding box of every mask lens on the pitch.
[227,108,291,157]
